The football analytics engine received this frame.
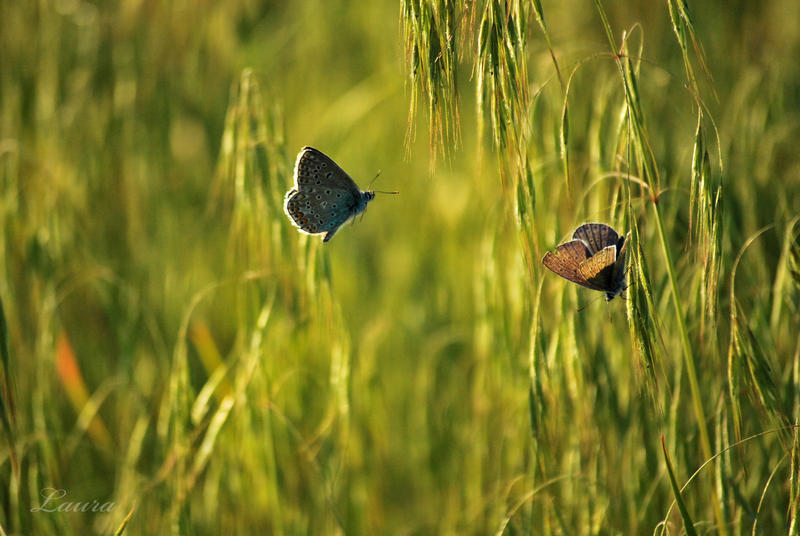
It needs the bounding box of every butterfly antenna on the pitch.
[367,169,399,194]
[367,170,382,188]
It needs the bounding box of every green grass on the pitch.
[1,1,799,534]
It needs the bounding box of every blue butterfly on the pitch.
[284,147,394,242]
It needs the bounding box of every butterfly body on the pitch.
[284,147,376,242]
[542,223,630,301]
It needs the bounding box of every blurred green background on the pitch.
[1,0,799,534]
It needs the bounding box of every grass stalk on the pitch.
[594,0,724,530]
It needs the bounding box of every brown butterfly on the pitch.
[542,223,631,301]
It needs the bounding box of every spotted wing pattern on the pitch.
[294,147,361,191]
[284,147,372,242]
[284,188,362,240]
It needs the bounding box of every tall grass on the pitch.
[1,0,799,534]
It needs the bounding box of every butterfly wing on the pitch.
[542,240,607,291]
[287,147,376,242]
[578,245,617,290]
[572,223,620,255]
[614,232,630,270]
[293,147,362,192]
[545,224,630,300]
[610,231,631,293]
[284,189,323,235]
[284,187,363,239]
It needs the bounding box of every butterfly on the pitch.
[541,223,631,301]
[284,147,395,242]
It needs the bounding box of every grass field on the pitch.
[1,1,799,534]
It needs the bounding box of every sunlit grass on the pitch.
[1,1,799,534]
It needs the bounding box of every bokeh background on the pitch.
[1,1,799,534]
